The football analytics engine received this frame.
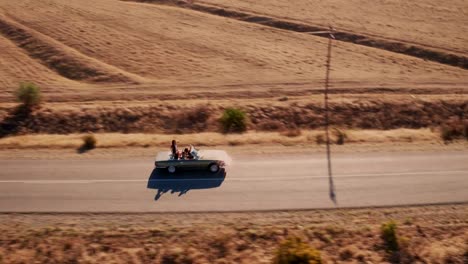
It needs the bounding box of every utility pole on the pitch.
[307,27,336,204]
[324,27,336,204]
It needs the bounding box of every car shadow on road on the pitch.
[147,168,226,201]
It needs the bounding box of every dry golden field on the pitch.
[0,0,467,103]
[200,0,468,56]
[0,0,466,141]
[0,3,467,263]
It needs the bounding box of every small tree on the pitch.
[15,82,42,110]
[464,122,468,140]
[381,220,399,252]
[440,119,468,143]
[273,237,322,264]
[79,134,97,152]
[220,108,247,133]
[333,128,347,145]
[315,134,325,145]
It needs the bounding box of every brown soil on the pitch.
[1,204,466,263]
[1,140,467,160]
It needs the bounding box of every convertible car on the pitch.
[155,147,230,174]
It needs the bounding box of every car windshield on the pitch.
[190,146,199,159]
[155,151,172,161]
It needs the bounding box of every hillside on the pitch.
[199,0,468,56]
[0,0,466,102]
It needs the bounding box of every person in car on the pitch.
[185,147,194,160]
[180,148,193,160]
[171,140,179,160]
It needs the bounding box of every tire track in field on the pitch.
[0,14,143,84]
[126,0,468,70]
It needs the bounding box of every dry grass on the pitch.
[0,204,466,263]
[0,128,444,149]
[1,98,466,135]
[141,0,468,69]
[0,0,466,102]
[200,0,468,56]
[346,128,438,143]
[422,238,467,264]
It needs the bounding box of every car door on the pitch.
[181,159,202,170]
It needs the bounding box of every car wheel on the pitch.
[168,165,176,173]
[209,163,219,173]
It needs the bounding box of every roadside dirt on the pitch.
[1,204,466,263]
[1,140,466,160]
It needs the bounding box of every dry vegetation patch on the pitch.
[0,99,466,136]
[0,129,447,150]
[0,205,466,263]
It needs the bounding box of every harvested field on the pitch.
[1,204,467,263]
[0,14,141,84]
[199,0,468,57]
[0,0,467,103]
[135,0,468,69]
[0,2,466,263]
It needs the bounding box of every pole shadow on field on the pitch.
[147,168,226,201]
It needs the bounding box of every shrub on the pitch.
[339,246,357,261]
[333,128,347,145]
[15,82,42,109]
[81,134,96,151]
[381,220,399,252]
[161,247,193,264]
[464,124,468,140]
[273,237,322,264]
[210,234,230,258]
[175,105,211,133]
[441,125,456,142]
[280,128,302,137]
[315,134,325,145]
[220,108,247,133]
[440,118,467,143]
[257,120,286,131]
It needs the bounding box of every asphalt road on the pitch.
[0,151,467,212]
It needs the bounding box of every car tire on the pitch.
[168,165,176,173]
[209,163,219,173]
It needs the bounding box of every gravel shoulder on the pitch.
[1,140,467,160]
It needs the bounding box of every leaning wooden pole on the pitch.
[324,27,336,204]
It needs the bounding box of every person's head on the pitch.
[172,140,176,146]
[184,148,189,153]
